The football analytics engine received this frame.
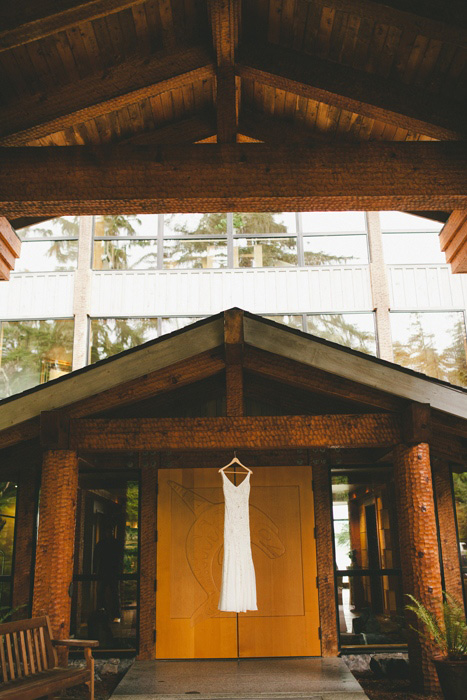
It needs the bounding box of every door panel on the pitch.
[238,466,320,657]
[156,468,237,659]
[156,466,320,658]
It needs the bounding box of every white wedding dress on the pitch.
[218,471,257,613]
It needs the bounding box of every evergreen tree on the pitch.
[90,318,159,363]
[441,318,467,388]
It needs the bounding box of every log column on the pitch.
[432,454,464,603]
[393,442,443,693]
[32,449,78,664]
[311,450,339,656]
[138,452,158,660]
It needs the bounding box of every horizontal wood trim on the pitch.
[243,316,467,420]
[70,414,401,450]
[0,318,224,434]
[0,46,215,145]
[1,142,466,216]
[237,43,465,140]
[0,0,147,52]
[0,418,40,450]
[439,210,467,273]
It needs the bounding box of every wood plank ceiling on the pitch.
[0,0,466,268]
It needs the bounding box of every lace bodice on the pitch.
[218,471,257,613]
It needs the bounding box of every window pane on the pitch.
[15,240,79,272]
[262,314,303,330]
[337,574,406,646]
[234,237,297,268]
[94,215,157,237]
[93,239,157,270]
[391,312,467,387]
[233,212,296,234]
[301,212,366,233]
[72,472,139,650]
[89,318,158,362]
[19,216,79,239]
[332,468,405,647]
[164,214,227,236]
[306,314,376,354]
[160,317,201,335]
[163,239,227,269]
[380,211,443,232]
[382,232,445,264]
[303,235,368,265]
[452,470,467,614]
[0,482,17,578]
[0,320,74,398]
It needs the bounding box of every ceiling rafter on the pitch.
[0,0,148,53]
[0,46,215,146]
[0,142,465,216]
[237,43,466,141]
[209,0,240,143]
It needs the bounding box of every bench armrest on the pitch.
[53,639,99,648]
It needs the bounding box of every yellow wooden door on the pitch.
[156,466,320,659]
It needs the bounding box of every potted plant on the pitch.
[406,593,467,700]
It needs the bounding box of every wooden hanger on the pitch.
[218,452,253,474]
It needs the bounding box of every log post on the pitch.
[138,452,158,659]
[32,448,78,665]
[310,450,339,656]
[12,463,39,616]
[393,442,443,693]
[432,454,464,603]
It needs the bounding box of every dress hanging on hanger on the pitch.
[218,456,257,613]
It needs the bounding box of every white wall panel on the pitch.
[90,267,372,317]
[0,273,74,319]
[388,265,467,310]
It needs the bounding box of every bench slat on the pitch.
[32,630,41,673]
[5,636,14,681]
[38,627,47,671]
[0,636,8,683]
[25,631,35,674]
[19,631,29,676]
[11,634,21,679]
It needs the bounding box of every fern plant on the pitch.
[406,593,467,660]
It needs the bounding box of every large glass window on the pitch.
[303,235,368,265]
[332,467,405,648]
[391,312,467,387]
[382,232,445,265]
[262,314,304,330]
[380,211,443,232]
[16,217,79,272]
[93,215,158,270]
[89,318,159,363]
[301,211,367,233]
[306,313,377,355]
[232,213,297,269]
[452,468,467,614]
[71,470,139,651]
[0,319,74,398]
[160,317,202,335]
[163,214,227,269]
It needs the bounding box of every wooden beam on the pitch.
[0,0,147,53]
[0,217,21,279]
[0,418,40,450]
[304,0,467,48]
[209,0,239,143]
[0,46,215,146]
[402,402,431,445]
[70,414,401,450]
[237,43,466,141]
[1,142,466,216]
[243,345,405,412]
[239,109,330,144]
[224,308,244,416]
[439,210,467,273]
[120,113,217,146]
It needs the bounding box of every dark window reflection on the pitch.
[71,472,139,651]
[452,468,467,615]
[332,468,406,647]
[0,482,17,611]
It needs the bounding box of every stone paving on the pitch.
[111,658,369,700]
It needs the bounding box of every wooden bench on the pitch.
[0,616,98,700]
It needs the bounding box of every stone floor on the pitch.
[111,658,369,700]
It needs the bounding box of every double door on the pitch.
[156,466,320,658]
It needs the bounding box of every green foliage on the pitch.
[0,604,27,623]
[453,471,467,549]
[405,593,467,660]
[90,318,158,363]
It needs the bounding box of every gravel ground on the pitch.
[353,671,441,700]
